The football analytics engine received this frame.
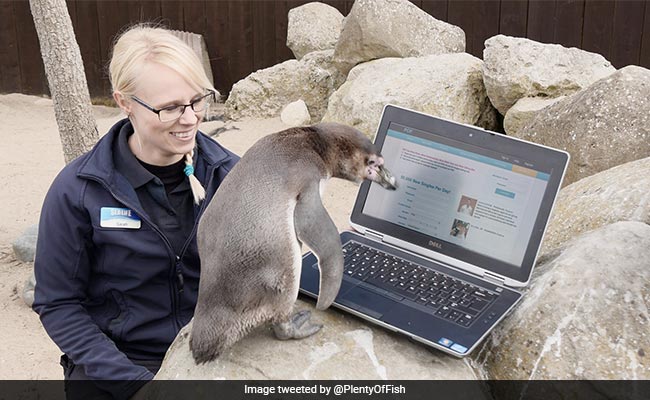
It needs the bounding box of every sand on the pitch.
[0,93,358,379]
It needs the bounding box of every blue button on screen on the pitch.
[495,188,516,199]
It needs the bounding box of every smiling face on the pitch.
[117,62,205,166]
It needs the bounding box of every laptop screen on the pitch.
[363,122,549,267]
[350,105,569,284]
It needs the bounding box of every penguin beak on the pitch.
[373,164,398,190]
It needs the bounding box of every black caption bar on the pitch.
[2,380,650,400]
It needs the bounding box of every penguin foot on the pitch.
[272,310,323,340]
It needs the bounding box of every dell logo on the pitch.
[428,240,442,249]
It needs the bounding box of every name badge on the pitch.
[100,207,141,229]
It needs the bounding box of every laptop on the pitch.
[299,104,569,357]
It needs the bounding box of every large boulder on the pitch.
[225,50,341,121]
[503,96,566,137]
[474,221,650,382]
[323,53,497,138]
[511,66,650,186]
[483,35,615,115]
[333,0,465,75]
[155,299,479,380]
[538,156,650,261]
[302,48,347,88]
[287,2,344,60]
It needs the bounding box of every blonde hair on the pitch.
[109,24,211,204]
[109,23,214,97]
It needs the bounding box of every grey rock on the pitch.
[512,66,650,186]
[22,271,36,307]
[287,2,344,60]
[302,49,347,89]
[474,221,650,380]
[280,100,311,126]
[503,96,566,136]
[323,53,497,139]
[483,35,615,115]
[538,156,650,261]
[225,50,341,121]
[12,224,38,263]
[333,0,465,75]
[155,299,480,381]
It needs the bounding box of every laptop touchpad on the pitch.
[336,286,395,320]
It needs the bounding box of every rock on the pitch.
[333,0,465,75]
[483,35,615,115]
[512,66,650,186]
[12,224,38,263]
[287,2,344,60]
[503,96,566,136]
[323,53,497,139]
[22,271,36,307]
[474,221,650,381]
[280,100,311,126]
[225,50,340,121]
[538,156,650,261]
[302,49,347,89]
[155,299,478,380]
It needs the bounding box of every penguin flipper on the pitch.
[294,183,343,310]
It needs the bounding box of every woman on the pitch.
[33,25,239,399]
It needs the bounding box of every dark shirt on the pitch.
[113,124,195,255]
[138,157,185,196]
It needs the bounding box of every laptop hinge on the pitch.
[483,271,505,287]
[364,229,384,242]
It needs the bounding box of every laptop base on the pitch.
[300,231,522,357]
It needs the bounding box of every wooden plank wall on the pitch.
[0,0,648,98]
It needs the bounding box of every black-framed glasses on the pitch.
[131,91,215,122]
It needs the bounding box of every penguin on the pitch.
[190,122,397,364]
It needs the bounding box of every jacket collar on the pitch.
[114,120,155,189]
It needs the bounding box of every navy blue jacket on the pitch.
[33,119,239,398]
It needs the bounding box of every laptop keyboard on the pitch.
[338,241,501,328]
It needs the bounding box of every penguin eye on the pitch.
[368,159,375,166]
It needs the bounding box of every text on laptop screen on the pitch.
[363,123,550,267]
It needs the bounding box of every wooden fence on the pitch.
[1,0,649,98]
